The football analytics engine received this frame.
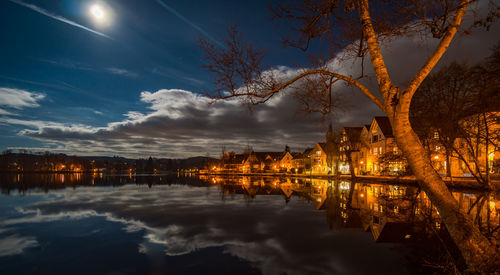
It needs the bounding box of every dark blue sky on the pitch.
[0,0,498,158]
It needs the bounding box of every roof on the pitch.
[292,148,312,159]
[249,152,284,162]
[373,116,394,138]
[224,154,247,164]
[342,127,363,143]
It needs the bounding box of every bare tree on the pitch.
[412,47,500,187]
[411,62,476,179]
[201,0,499,271]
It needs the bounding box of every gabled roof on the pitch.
[342,127,363,143]
[373,116,394,138]
[292,148,312,159]
[224,154,247,165]
[266,152,284,161]
[248,152,283,162]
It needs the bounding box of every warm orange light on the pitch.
[360,193,364,197]
[360,161,364,164]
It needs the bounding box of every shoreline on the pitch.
[1,171,497,191]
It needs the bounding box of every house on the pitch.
[279,151,294,172]
[242,151,284,173]
[366,116,404,175]
[220,152,246,172]
[310,143,332,174]
[339,127,363,175]
[292,148,313,173]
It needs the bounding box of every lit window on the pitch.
[393,147,398,154]
[436,146,440,151]
[316,151,321,156]
[379,147,383,154]
[434,131,439,139]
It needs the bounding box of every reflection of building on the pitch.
[198,175,499,246]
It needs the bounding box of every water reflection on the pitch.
[0,174,498,274]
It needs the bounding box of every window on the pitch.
[435,146,440,151]
[393,147,398,154]
[379,147,383,154]
[434,131,439,139]
[372,135,379,143]
[316,150,321,156]
[373,147,378,155]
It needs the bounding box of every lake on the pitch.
[0,173,497,274]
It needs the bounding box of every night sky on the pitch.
[0,0,498,158]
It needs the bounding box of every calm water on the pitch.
[0,173,498,274]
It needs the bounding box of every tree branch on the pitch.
[356,0,393,103]
[405,0,470,97]
[217,69,385,111]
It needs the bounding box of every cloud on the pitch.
[105,68,139,78]
[8,0,112,39]
[0,87,45,109]
[5,87,324,158]
[0,235,38,257]
[0,109,15,116]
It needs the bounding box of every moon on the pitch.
[90,4,105,21]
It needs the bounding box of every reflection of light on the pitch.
[340,182,350,190]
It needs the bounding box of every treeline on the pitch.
[0,150,217,173]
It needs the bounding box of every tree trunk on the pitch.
[389,107,499,272]
[347,151,356,181]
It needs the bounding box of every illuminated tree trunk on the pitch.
[356,0,499,271]
[388,99,498,271]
